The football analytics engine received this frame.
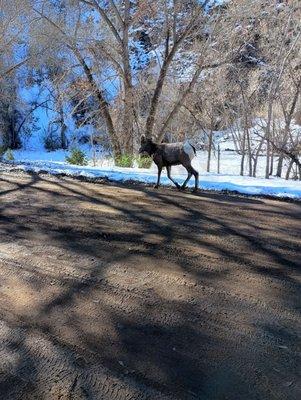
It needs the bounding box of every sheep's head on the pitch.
[139,135,155,156]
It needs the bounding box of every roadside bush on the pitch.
[115,154,134,167]
[66,148,88,166]
[136,155,152,168]
[44,133,61,151]
[4,148,14,161]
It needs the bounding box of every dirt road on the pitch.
[0,170,300,400]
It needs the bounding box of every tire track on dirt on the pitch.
[0,172,300,399]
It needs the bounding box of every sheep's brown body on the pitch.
[139,136,199,191]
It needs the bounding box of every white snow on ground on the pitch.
[3,149,301,199]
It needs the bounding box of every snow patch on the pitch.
[2,155,300,200]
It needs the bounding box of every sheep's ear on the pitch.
[140,134,146,144]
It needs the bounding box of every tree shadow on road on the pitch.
[0,172,300,399]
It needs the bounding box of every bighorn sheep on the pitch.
[139,135,199,192]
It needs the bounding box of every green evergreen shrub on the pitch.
[65,148,88,166]
[136,155,152,168]
[115,154,134,167]
[5,148,14,161]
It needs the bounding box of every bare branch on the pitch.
[79,0,123,46]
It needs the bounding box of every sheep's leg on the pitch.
[181,169,192,190]
[192,167,199,192]
[154,166,162,188]
[166,166,180,189]
[182,163,199,191]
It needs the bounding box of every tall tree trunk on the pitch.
[207,128,213,173]
[60,122,68,150]
[240,153,245,176]
[121,0,134,155]
[265,140,270,179]
[285,160,294,180]
[252,135,265,177]
[240,130,246,176]
[90,130,96,166]
[298,162,301,181]
[75,50,122,158]
[269,151,274,176]
[265,104,273,179]
[122,83,133,155]
[246,128,252,177]
[276,155,284,177]
[217,144,221,174]
[269,120,276,176]
[252,157,258,177]
[58,103,68,149]
[240,87,252,177]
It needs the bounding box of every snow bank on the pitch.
[3,155,301,200]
